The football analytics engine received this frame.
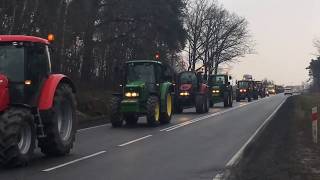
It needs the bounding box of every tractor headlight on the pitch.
[179,92,190,96]
[125,92,139,98]
[212,90,220,93]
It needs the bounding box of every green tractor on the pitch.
[208,74,233,107]
[110,60,174,127]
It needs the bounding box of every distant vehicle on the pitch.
[255,81,267,98]
[236,80,254,102]
[284,88,293,95]
[174,71,209,114]
[268,85,276,95]
[208,74,233,107]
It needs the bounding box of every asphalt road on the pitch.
[0,94,287,180]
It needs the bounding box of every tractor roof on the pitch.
[0,35,49,45]
[126,60,163,65]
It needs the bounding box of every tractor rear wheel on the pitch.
[0,108,35,167]
[160,93,173,124]
[195,94,204,114]
[38,84,77,156]
[110,96,124,128]
[146,96,160,127]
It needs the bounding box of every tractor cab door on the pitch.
[25,44,51,105]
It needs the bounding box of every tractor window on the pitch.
[26,44,50,83]
[127,63,156,84]
[210,76,226,85]
[238,81,249,88]
[180,72,197,86]
[0,44,25,82]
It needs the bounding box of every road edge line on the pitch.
[213,97,287,180]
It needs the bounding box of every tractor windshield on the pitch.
[210,75,226,85]
[238,81,250,88]
[180,72,197,86]
[126,62,156,84]
[0,44,24,82]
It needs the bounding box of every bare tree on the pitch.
[185,1,254,75]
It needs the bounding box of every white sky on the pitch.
[219,0,320,85]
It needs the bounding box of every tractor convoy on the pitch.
[0,34,281,168]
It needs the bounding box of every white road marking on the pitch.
[42,151,106,172]
[212,173,224,180]
[161,98,266,132]
[77,124,108,132]
[118,135,153,147]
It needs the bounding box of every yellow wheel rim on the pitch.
[155,102,160,121]
[167,94,172,116]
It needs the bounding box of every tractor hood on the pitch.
[125,80,145,90]
[180,84,192,91]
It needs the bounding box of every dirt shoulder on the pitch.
[229,94,320,180]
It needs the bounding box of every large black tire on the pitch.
[146,96,160,127]
[0,108,35,167]
[175,104,183,114]
[229,94,233,107]
[160,93,173,124]
[110,96,124,128]
[195,94,204,114]
[204,95,210,113]
[209,100,214,108]
[223,92,230,107]
[125,114,138,126]
[38,84,77,156]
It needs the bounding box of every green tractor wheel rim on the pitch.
[167,94,172,116]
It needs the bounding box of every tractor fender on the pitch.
[38,74,76,110]
[160,82,173,112]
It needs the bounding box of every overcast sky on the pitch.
[219,0,320,85]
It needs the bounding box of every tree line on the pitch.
[307,40,320,91]
[0,0,253,89]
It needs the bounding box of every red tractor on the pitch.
[174,71,209,114]
[0,35,77,167]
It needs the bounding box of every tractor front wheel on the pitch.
[38,84,77,156]
[146,96,160,127]
[195,94,205,114]
[0,108,35,167]
[110,96,124,128]
[160,93,173,124]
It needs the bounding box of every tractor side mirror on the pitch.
[229,76,232,80]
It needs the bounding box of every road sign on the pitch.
[312,106,318,144]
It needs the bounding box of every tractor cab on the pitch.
[0,38,51,106]
[178,71,200,95]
